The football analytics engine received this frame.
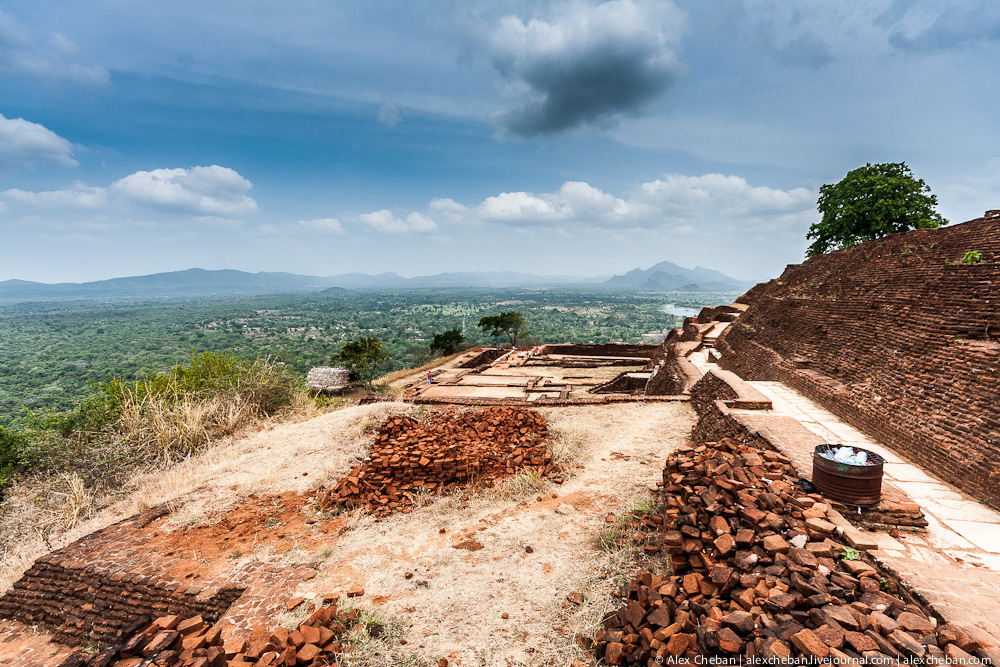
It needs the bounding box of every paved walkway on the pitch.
[747,380,1000,660]
[686,323,1000,660]
[754,381,1000,563]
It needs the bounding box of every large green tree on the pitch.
[333,336,389,387]
[478,311,526,348]
[429,328,464,356]
[806,162,946,258]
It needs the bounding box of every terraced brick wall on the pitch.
[716,215,1000,506]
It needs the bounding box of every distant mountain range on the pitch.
[0,263,752,302]
[603,261,754,292]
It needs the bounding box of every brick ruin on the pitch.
[0,508,245,647]
[408,343,694,405]
[713,214,1000,507]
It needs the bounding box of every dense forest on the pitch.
[0,288,736,427]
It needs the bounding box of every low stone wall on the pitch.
[590,372,649,394]
[411,394,689,406]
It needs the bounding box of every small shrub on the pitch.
[83,351,303,465]
[840,546,861,561]
[631,493,656,516]
[0,426,25,494]
[6,351,305,496]
[963,250,983,265]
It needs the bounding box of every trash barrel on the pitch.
[812,444,884,506]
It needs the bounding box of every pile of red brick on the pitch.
[591,438,985,665]
[319,407,555,515]
[57,602,362,667]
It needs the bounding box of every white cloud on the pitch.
[478,191,561,222]
[378,100,402,127]
[0,9,109,85]
[1,181,106,209]
[638,173,814,218]
[489,0,687,136]
[427,197,473,225]
[1,165,257,227]
[770,32,834,68]
[358,173,811,242]
[559,181,639,218]
[359,209,438,234]
[0,113,77,168]
[475,181,638,226]
[296,217,345,235]
[112,165,258,218]
[412,173,816,235]
[365,173,812,239]
[887,2,1000,52]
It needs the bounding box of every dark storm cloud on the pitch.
[489,0,686,137]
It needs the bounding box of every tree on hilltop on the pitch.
[806,162,946,258]
[430,328,464,356]
[478,311,525,348]
[332,336,389,387]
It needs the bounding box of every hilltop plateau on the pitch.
[0,214,998,666]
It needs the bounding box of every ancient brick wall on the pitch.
[695,304,742,324]
[716,215,1000,506]
[688,370,737,417]
[0,507,244,646]
[534,343,656,359]
[457,347,508,368]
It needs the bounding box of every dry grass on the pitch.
[546,421,586,466]
[489,469,546,501]
[116,394,254,464]
[0,401,414,593]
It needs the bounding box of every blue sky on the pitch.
[2,0,999,283]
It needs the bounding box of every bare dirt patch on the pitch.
[286,402,696,666]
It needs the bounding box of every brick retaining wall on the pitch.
[716,215,1000,506]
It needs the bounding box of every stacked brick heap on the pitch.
[319,407,555,515]
[57,603,361,667]
[592,438,984,665]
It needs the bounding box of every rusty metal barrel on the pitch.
[812,444,884,506]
